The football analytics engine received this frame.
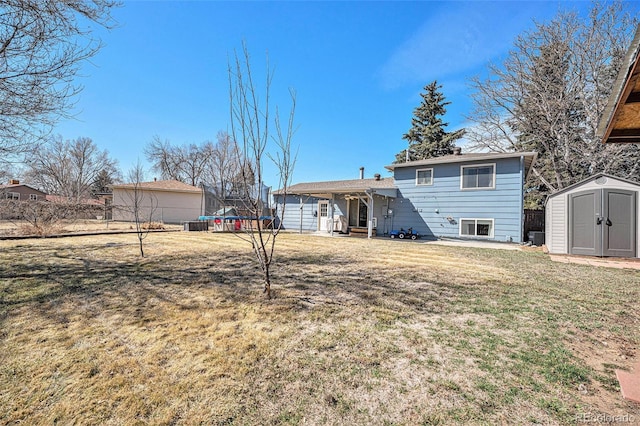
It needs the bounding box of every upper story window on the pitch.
[415,168,433,186]
[461,164,495,189]
[6,192,19,200]
[29,194,38,201]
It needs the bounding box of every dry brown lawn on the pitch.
[0,219,182,237]
[0,232,639,425]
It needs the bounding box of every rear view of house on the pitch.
[386,150,536,242]
[274,149,537,242]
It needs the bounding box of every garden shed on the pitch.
[545,173,639,258]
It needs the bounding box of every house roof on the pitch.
[111,179,202,193]
[274,177,396,197]
[385,151,537,175]
[0,183,46,193]
[597,25,640,144]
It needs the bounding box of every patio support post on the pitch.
[330,193,335,236]
[367,190,374,239]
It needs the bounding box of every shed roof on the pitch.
[385,151,537,175]
[111,179,202,193]
[545,173,640,202]
[597,25,640,143]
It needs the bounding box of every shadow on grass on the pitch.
[0,242,468,328]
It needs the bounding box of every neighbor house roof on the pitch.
[385,151,537,176]
[45,195,105,205]
[597,25,640,144]
[0,183,45,193]
[111,179,202,193]
[274,177,396,197]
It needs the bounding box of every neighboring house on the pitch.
[0,180,47,201]
[546,173,639,258]
[274,149,537,242]
[111,180,203,224]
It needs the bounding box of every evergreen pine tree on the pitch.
[90,169,115,197]
[395,81,465,163]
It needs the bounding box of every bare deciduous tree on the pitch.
[203,131,241,197]
[121,162,158,258]
[144,136,187,182]
[228,44,297,299]
[467,1,639,207]
[0,198,101,236]
[0,0,119,161]
[144,137,214,186]
[25,136,120,201]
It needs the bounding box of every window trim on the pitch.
[29,194,38,201]
[415,168,434,186]
[6,192,20,200]
[459,218,495,238]
[460,163,496,190]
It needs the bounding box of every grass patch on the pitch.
[0,232,639,424]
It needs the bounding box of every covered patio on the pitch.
[274,175,397,238]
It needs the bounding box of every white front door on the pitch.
[318,201,329,231]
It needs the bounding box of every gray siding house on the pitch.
[274,150,537,242]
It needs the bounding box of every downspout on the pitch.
[385,197,390,235]
[299,195,303,234]
[520,155,525,243]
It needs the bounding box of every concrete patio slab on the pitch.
[549,254,640,270]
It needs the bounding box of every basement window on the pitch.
[460,218,494,238]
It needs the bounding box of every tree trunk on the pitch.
[138,236,144,258]
[263,264,271,299]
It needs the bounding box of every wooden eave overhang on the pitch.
[598,26,640,144]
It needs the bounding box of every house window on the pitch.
[460,219,494,238]
[319,202,328,217]
[29,194,38,201]
[461,164,495,189]
[416,168,433,186]
[6,192,19,200]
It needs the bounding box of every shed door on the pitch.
[569,190,600,256]
[569,189,636,257]
[602,189,636,257]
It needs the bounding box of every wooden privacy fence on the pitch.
[524,209,545,238]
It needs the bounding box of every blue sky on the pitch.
[53,1,619,185]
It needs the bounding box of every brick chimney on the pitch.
[9,179,19,185]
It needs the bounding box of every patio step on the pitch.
[616,363,640,403]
